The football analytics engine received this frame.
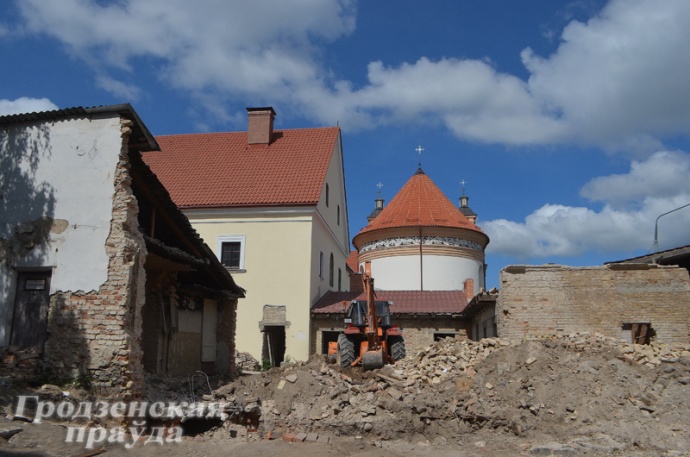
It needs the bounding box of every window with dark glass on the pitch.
[329,253,334,287]
[221,241,242,269]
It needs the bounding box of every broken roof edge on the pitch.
[129,152,245,298]
[605,244,690,265]
[0,103,159,152]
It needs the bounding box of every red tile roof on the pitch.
[354,169,482,239]
[311,290,468,314]
[346,250,359,272]
[142,127,340,208]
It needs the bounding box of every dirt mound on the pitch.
[4,334,687,455]
[194,333,690,454]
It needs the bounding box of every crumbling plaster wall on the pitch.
[497,264,690,343]
[43,118,147,398]
[1,116,123,344]
[1,116,147,397]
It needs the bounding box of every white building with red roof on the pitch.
[311,167,493,354]
[353,168,489,293]
[144,108,350,365]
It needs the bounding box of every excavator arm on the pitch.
[360,262,386,370]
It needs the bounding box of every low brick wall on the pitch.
[497,264,690,343]
[311,315,468,356]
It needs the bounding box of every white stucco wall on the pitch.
[366,254,484,292]
[314,138,350,260]
[0,115,122,344]
[186,209,314,362]
[185,138,350,363]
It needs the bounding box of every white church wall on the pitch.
[366,254,483,291]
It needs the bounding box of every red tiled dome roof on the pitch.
[355,169,483,237]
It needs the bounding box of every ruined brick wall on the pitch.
[395,316,468,353]
[497,264,690,343]
[310,315,468,356]
[140,271,177,375]
[216,298,237,376]
[42,120,147,399]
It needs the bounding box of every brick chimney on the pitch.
[349,273,364,295]
[246,107,276,145]
[463,278,475,301]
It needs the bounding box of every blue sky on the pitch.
[2,0,690,289]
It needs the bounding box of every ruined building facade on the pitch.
[0,105,243,397]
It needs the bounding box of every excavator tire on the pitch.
[389,335,407,361]
[336,333,356,368]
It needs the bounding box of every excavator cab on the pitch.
[345,300,392,328]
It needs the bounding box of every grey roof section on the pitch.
[606,244,690,265]
[0,103,159,151]
[460,206,477,218]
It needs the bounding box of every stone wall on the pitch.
[497,264,690,343]
[311,315,468,356]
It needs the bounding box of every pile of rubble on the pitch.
[4,333,687,455]
[235,351,261,372]
[0,346,42,380]
[199,332,690,454]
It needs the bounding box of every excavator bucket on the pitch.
[361,348,385,370]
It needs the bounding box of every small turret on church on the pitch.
[367,182,385,222]
[459,192,477,224]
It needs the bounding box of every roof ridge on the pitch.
[155,125,339,139]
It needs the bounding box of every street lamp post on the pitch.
[653,202,690,252]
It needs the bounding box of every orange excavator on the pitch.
[331,261,406,370]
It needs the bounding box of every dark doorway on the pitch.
[10,271,52,352]
[321,331,340,354]
[622,323,653,344]
[263,326,285,367]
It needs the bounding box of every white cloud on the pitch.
[12,0,690,152]
[95,75,141,101]
[483,150,690,258]
[581,151,690,207]
[16,0,356,103]
[0,97,59,115]
[311,0,690,150]
[522,0,690,151]
[306,58,569,144]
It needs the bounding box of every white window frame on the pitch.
[217,235,246,271]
